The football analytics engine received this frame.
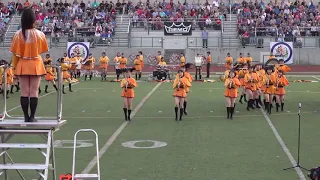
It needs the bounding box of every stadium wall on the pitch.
[0,47,317,65]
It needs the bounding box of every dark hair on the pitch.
[21,8,36,39]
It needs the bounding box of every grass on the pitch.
[2,75,320,180]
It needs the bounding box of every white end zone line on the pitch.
[81,82,163,174]
[260,109,306,180]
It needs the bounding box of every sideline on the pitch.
[81,82,163,174]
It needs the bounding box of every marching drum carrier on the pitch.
[153,65,171,80]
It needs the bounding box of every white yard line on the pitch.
[6,82,81,113]
[260,109,306,180]
[81,82,163,174]
[312,76,320,81]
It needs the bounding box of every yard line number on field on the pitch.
[81,82,163,174]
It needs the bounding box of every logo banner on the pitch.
[270,42,293,64]
[67,42,90,60]
[164,22,192,36]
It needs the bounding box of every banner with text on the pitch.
[164,22,192,36]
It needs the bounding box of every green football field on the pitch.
[2,75,320,180]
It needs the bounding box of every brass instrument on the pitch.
[276,74,281,91]
[125,78,129,92]
[229,79,233,89]
[266,75,270,88]
[177,78,181,90]
[250,73,254,87]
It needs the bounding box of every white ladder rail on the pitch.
[72,129,100,180]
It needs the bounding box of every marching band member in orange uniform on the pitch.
[238,64,248,103]
[275,70,289,112]
[63,53,70,65]
[237,53,246,64]
[262,66,276,114]
[173,70,192,121]
[99,52,109,81]
[120,68,137,121]
[119,53,127,74]
[69,53,77,79]
[10,8,48,122]
[244,66,259,111]
[84,53,95,81]
[225,53,233,69]
[59,58,73,94]
[224,70,241,119]
[134,55,142,80]
[113,52,121,81]
[6,65,14,98]
[246,53,252,66]
[180,53,186,67]
[158,57,167,66]
[44,59,58,93]
[75,53,82,78]
[139,51,144,72]
[253,65,263,108]
[276,59,291,73]
[181,63,193,115]
[157,51,162,63]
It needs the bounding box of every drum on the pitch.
[157,70,167,80]
[153,70,159,78]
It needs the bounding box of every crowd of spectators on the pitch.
[128,0,227,30]
[0,1,15,41]
[235,0,320,46]
[27,0,120,46]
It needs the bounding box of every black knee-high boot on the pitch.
[116,74,120,80]
[227,107,230,119]
[234,103,236,108]
[246,100,250,111]
[230,107,234,119]
[255,99,261,108]
[239,95,243,103]
[183,101,187,115]
[62,85,66,94]
[29,97,38,122]
[20,97,29,122]
[123,108,128,121]
[250,99,256,109]
[273,96,276,102]
[276,103,280,112]
[69,83,73,92]
[281,103,284,112]
[138,73,142,80]
[174,107,178,121]
[10,86,14,94]
[89,74,92,80]
[16,83,20,92]
[53,84,58,91]
[263,99,266,109]
[128,109,131,121]
[268,102,272,114]
[6,90,9,99]
[84,75,87,81]
[244,94,248,102]
[38,87,41,94]
[45,85,49,93]
[258,96,262,105]
[179,108,183,121]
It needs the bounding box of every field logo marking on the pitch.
[260,109,306,180]
[121,140,167,149]
[82,82,163,174]
[53,140,93,149]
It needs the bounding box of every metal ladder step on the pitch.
[0,163,49,170]
[74,174,99,179]
[0,143,49,148]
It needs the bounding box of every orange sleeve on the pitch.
[234,78,241,87]
[182,77,191,87]
[11,54,18,69]
[129,78,138,88]
[282,76,289,86]
[283,65,291,72]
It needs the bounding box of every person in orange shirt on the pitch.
[238,63,248,103]
[173,69,192,121]
[262,66,276,114]
[59,58,73,94]
[134,55,142,80]
[276,59,291,73]
[224,70,241,119]
[157,51,162,64]
[10,8,48,122]
[5,65,14,99]
[237,53,246,64]
[253,64,263,108]
[120,68,138,121]
[99,52,109,81]
[225,53,233,69]
[138,51,144,72]
[206,51,212,78]
[244,66,259,111]
[246,53,252,66]
[275,70,289,112]
[69,53,77,79]
[113,52,121,81]
[180,53,186,67]
[44,59,58,93]
[119,53,127,74]
[83,53,95,81]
